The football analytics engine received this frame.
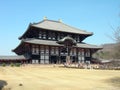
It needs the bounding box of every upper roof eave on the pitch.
[19,19,93,39]
[12,40,24,53]
[31,19,93,35]
[32,25,93,36]
[19,23,32,40]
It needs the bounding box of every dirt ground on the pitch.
[0,65,120,90]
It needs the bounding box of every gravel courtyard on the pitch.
[0,65,120,90]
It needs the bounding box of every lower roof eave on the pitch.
[13,39,102,55]
[0,55,27,61]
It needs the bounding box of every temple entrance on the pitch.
[50,55,58,64]
[57,36,77,66]
[60,56,66,63]
[71,56,77,63]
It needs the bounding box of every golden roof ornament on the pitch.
[58,19,62,23]
[43,16,47,20]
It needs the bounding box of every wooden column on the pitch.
[76,47,78,64]
[39,45,41,64]
[84,49,86,63]
[58,46,61,64]
[90,49,92,62]
[49,46,51,64]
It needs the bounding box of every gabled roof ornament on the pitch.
[43,16,47,20]
[58,19,62,23]
[57,36,77,46]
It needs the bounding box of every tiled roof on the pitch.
[23,38,62,46]
[32,20,93,35]
[23,39,102,49]
[77,43,102,49]
[0,55,26,60]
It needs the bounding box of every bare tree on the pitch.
[107,26,120,43]
[112,27,120,43]
[100,26,120,59]
[112,26,120,59]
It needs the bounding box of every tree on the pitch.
[112,27,120,59]
[111,26,120,43]
[95,26,120,60]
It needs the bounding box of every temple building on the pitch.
[0,55,26,64]
[12,18,102,64]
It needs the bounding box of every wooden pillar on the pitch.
[39,45,41,64]
[90,49,92,62]
[84,48,86,63]
[44,46,45,64]
[81,48,85,63]
[49,46,51,64]
[58,46,61,64]
[29,44,32,64]
[76,47,78,64]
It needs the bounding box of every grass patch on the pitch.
[15,63,21,67]
[2,63,6,67]
[10,63,14,67]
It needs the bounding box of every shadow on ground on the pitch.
[0,80,7,90]
[105,77,120,88]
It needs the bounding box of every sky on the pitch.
[0,0,120,55]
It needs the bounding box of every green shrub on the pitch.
[15,63,21,67]
[10,63,14,67]
[2,63,5,67]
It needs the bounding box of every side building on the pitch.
[13,19,102,64]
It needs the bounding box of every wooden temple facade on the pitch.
[12,19,102,64]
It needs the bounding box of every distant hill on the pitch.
[94,43,120,59]
[100,43,118,52]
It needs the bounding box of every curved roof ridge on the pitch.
[31,19,61,25]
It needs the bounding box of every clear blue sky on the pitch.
[0,0,120,55]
